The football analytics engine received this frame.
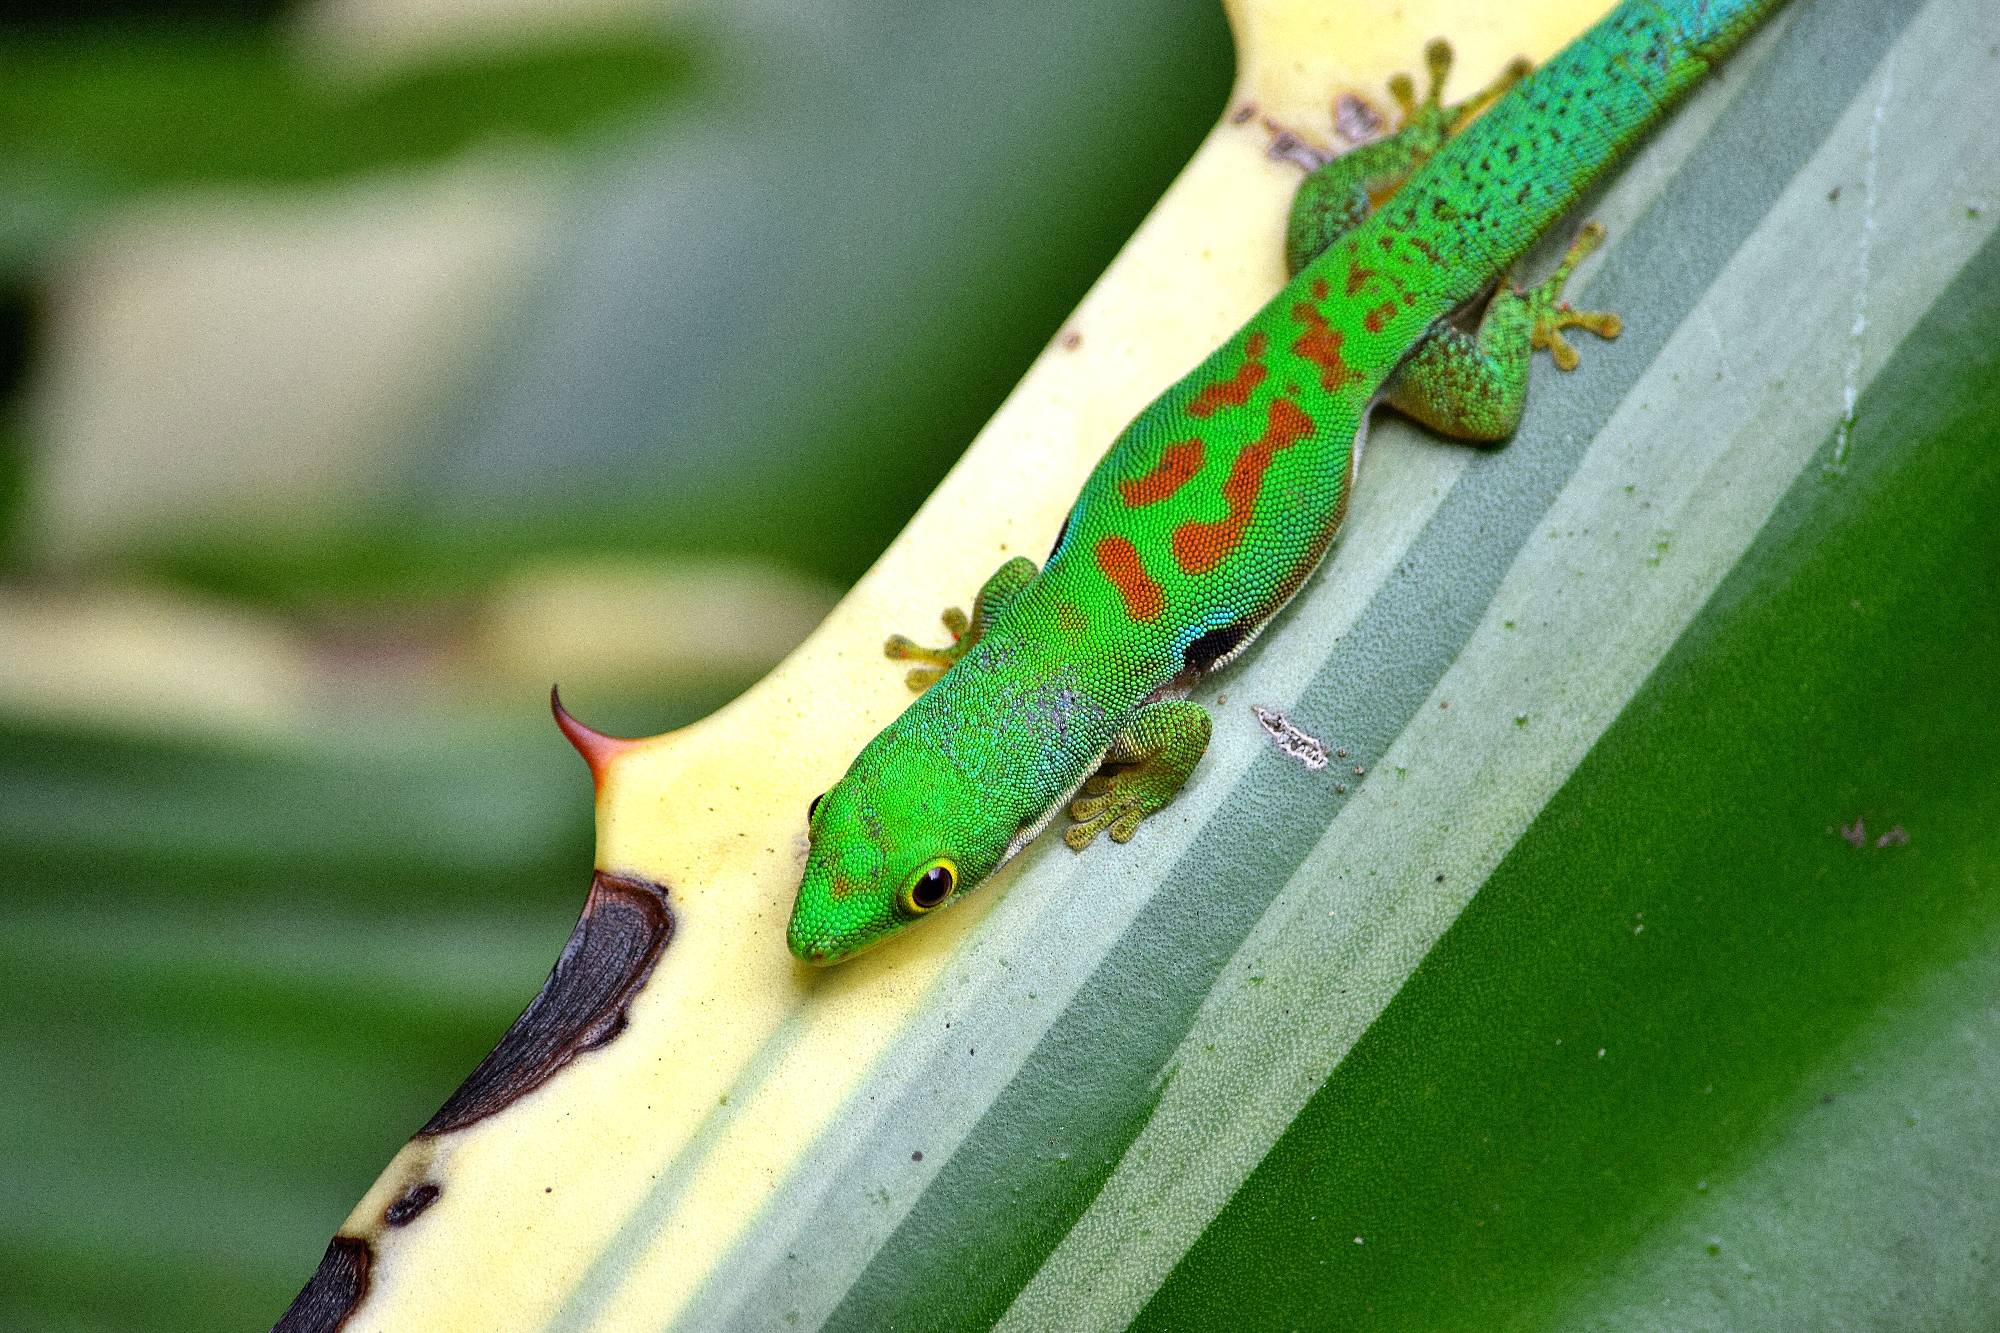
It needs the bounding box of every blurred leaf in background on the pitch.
[0,0,1231,1327]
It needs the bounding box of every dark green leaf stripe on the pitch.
[1137,216,2000,1333]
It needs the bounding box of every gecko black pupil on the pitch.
[913,866,953,908]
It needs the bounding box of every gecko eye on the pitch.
[901,860,956,914]
[808,793,824,821]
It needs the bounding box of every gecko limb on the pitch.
[1064,700,1211,849]
[1384,221,1622,440]
[1282,39,1531,275]
[1526,221,1623,371]
[884,556,1038,692]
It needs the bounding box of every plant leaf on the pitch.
[306,0,2000,1328]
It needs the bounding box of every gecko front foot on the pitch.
[1523,221,1623,372]
[884,606,971,692]
[883,556,1039,693]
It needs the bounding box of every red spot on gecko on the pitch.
[1095,535,1165,623]
[1290,302,1359,393]
[1187,333,1268,419]
[1344,266,1376,296]
[1119,437,1206,507]
[1363,300,1398,333]
[1309,276,1330,300]
[1170,398,1315,576]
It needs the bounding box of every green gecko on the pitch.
[789,0,1783,964]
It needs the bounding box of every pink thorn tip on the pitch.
[550,685,639,789]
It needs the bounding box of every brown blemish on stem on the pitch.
[273,1236,370,1333]
[383,1181,441,1228]
[419,870,674,1136]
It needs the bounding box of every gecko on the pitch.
[789,0,1784,964]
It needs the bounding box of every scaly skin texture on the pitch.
[790,0,1785,964]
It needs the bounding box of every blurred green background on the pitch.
[0,0,1232,1326]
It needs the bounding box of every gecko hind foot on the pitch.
[1063,699,1211,851]
[1268,37,1529,172]
[1524,221,1623,372]
[884,606,970,693]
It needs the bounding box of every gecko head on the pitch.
[787,733,1008,965]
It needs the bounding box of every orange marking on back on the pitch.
[1290,302,1360,393]
[1094,535,1165,623]
[1345,265,1376,296]
[1187,332,1269,419]
[1363,300,1398,333]
[1170,398,1316,576]
[1119,437,1206,507]
[1309,276,1330,300]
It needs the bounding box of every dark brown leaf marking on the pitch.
[383,1182,441,1228]
[273,1236,370,1333]
[421,870,674,1136]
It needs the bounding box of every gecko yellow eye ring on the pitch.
[787,0,1784,965]
[902,861,956,915]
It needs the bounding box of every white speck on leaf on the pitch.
[1251,705,1329,770]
